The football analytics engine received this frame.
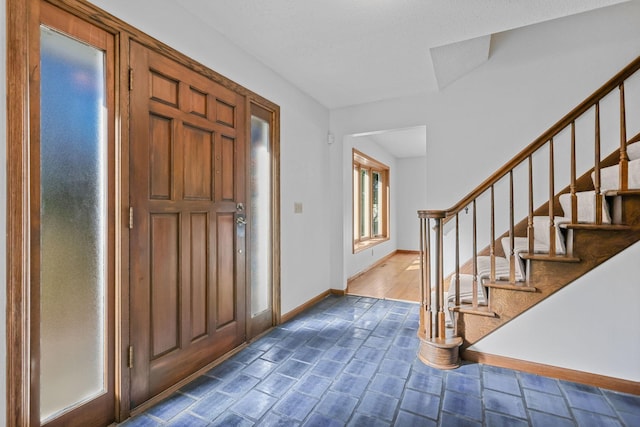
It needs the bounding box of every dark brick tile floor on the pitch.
[120,295,640,426]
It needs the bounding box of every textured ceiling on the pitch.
[176,0,629,109]
[91,0,630,158]
[355,126,427,159]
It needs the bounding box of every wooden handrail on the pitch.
[418,55,640,220]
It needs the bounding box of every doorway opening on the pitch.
[345,126,427,303]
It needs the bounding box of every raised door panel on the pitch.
[149,115,173,200]
[220,136,236,201]
[150,214,180,358]
[189,212,209,341]
[150,70,179,107]
[182,125,213,201]
[216,213,236,327]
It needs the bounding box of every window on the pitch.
[353,149,389,252]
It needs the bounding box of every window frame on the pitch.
[352,149,390,253]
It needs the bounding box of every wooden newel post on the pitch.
[433,215,446,339]
[418,213,432,340]
[417,210,462,370]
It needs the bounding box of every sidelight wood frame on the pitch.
[246,101,281,340]
[38,4,118,426]
[6,0,281,425]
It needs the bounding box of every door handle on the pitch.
[236,215,247,225]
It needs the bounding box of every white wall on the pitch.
[87,1,332,315]
[0,0,7,422]
[396,156,427,251]
[470,241,640,381]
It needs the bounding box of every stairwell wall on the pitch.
[418,4,640,380]
[396,156,428,251]
[469,241,640,382]
[431,3,640,380]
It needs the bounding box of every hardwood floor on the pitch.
[346,251,421,303]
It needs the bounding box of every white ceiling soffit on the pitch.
[354,126,427,159]
[430,35,492,90]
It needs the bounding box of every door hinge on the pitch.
[129,207,134,229]
[128,346,134,369]
[128,68,134,91]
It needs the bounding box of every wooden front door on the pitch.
[129,41,247,407]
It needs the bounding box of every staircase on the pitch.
[416,56,640,375]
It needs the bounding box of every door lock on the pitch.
[236,215,247,225]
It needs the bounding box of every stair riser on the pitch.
[614,195,640,226]
[571,230,639,264]
[457,218,640,349]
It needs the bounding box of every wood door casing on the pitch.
[247,102,276,339]
[129,41,246,407]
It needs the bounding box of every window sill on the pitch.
[353,237,389,254]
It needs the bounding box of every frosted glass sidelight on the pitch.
[39,26,107,422]
[250,116,271,317]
